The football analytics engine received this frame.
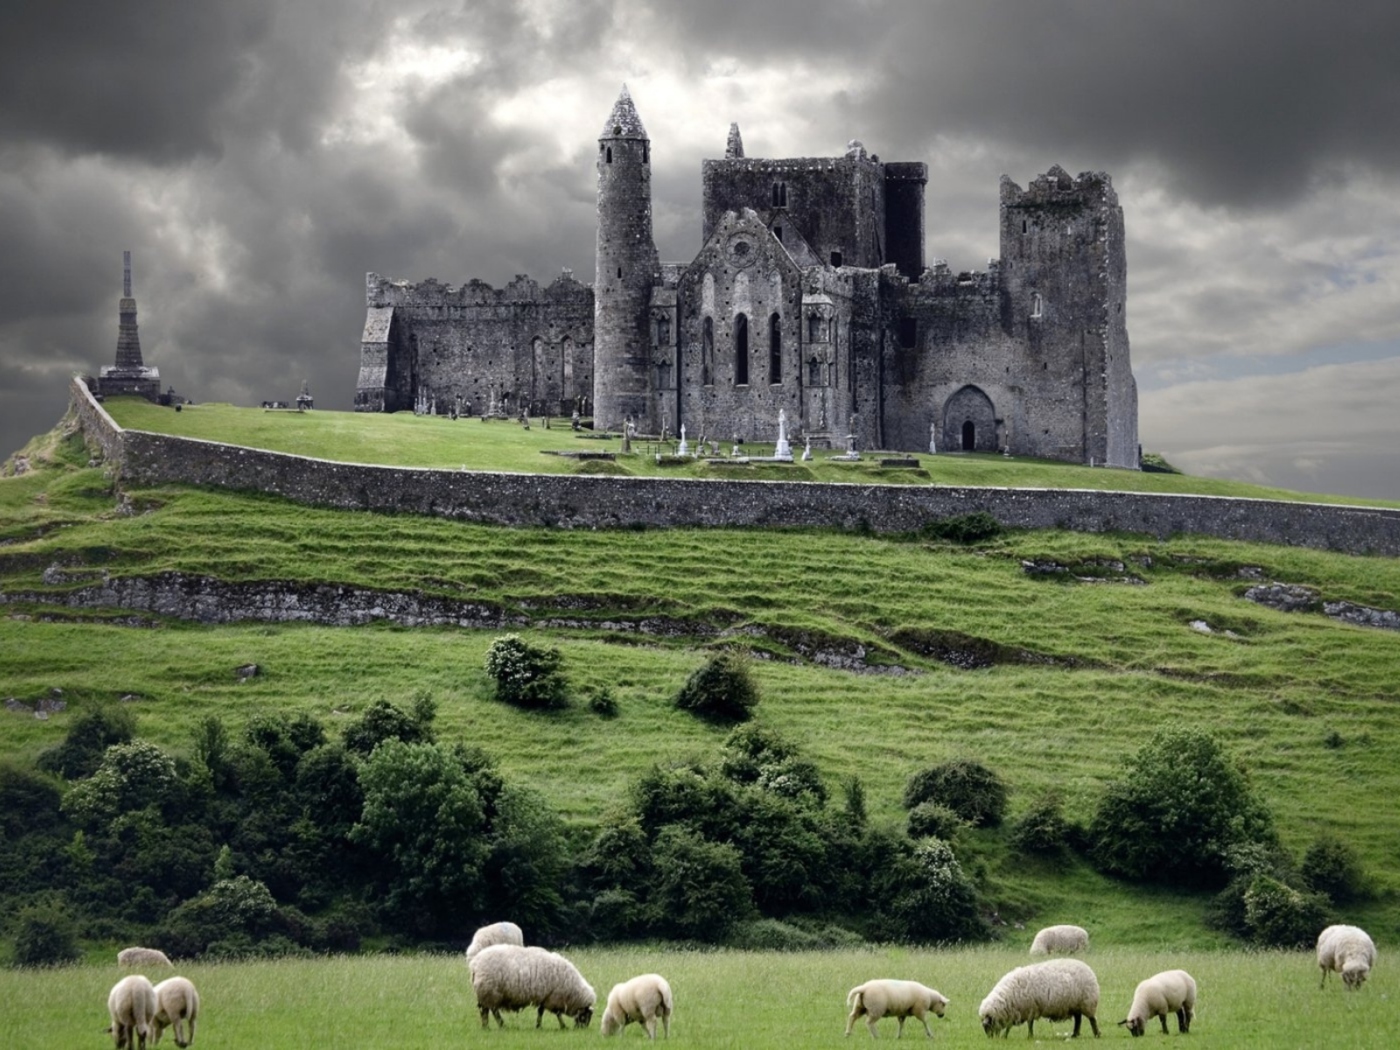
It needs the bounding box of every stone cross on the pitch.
[929,421,938,455]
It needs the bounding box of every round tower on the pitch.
[594,85,660,432]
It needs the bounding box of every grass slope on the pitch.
[1,947,1395,1048]
[2,419,1399,949]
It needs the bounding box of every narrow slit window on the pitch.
[769,313,782,383]
[734,313,749,385]
[1031,292,1043,319]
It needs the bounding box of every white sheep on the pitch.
[601,973,674,1039]
[466,920,525,960]
[1118,969,1196,1037]
[108,974,157,1050]
[1317,924,1377,990]
[118,946,174,969]
[979,958,1101,1039]
[469,943,596,1029]
[844,979,949,1039]
[151,976,200,1048]
[1029,924,1088,956]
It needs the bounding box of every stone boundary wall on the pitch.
[70,379,1400,556]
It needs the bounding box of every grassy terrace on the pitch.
[100,397,1400,506]
[2,411,1399,949]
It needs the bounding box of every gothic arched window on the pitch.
[734,313,749,385]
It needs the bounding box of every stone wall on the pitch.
[70,378,1400,557]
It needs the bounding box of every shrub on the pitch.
[60,740,179,831]
[874,837,988,945]
[673,652,759,723]
[1242,875,1332,948]
[918,511,1003,543]
[1300,834,1369,904]
[35,705,136,779]
[1009,792,1072,856]
[343,697,435,756]
[647,825,754,941]
[11,903,81,967]
[587,686,619,718]
[1089,728,1275,888]
[725,917,865,951]
[484,634,569,710]
[902,760,1008,828]
[907,801,966,841]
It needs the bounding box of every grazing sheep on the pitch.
[979,958,1100,1039]
[466,920,525,960]
[469,943,596,1029]
[845,979,949,1039]
[1317,924,1377,990]
[601,973,674,1039]
[1029,925,1089,956]
[151,976,199,1048]
[118,947,174,969]
[1118,970,1196,1037]
[108,974,157,1050]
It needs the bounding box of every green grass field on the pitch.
[2,412,1399,963]
[0,946,1391,1048]
[97,397,1400,507]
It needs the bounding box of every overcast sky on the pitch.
[3,0,1398,500]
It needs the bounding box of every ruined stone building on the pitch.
[355,87,1138,466]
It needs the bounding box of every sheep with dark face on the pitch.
[1118,970,1195,1037]
[108,974,157,1050]
[979,958,1100,1039]
[1318,924,1376,990]
[845,979,948,1039]
[469,944,595,1029]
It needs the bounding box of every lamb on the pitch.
[979,958,1101,1039]
[1317,924,1377,990]
[118,947,174,969]
[844,979,949,1039]
[1029,924,1088,956]
[1117,969,1196,1037]
[151,976,200,1048]
[107,974,157,1050]
[469,943,596,1029]
[466,920,525,960]
[601,973,674,1039]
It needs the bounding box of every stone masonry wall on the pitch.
[70,379,1400,557]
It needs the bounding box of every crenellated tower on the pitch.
[593,85,660,431]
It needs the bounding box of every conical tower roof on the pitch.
[601,84,647,139]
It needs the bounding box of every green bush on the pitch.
[342,697,435,756]
[674,652,759,723]
[587,686,619,718]
[1242,875,1332,948]
[35,705,137,779]
[874,837,988,945]
[1300,834,1369,904]
[1089,728,1276,888]
[1009,792,1072,857]
[647,825,754,941]
[484,634,569,710]
[918,512,1003,543]
[902,760,1008,828]
[11,903,81,967]
[907,801,966,841]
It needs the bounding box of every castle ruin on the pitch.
[355,87,1138,467]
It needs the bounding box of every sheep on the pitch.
[466,920,525,961]
[844,979,949,1039]
[469,943,596,1029]
[979,958,1100,1039]
[107,974,157,1050]
[1028,924,1088,956]
[151,976,200,1048]
[1317,924,1377,990]
[1117,970,1196,1037]
[601,973,674,1039]
[118,947,174,969]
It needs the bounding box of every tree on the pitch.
[1089,728,1275,888]
[874,837,987,945]
[11,902,81,967]
[61,741,179,831]
[35,705,136,779]
[648,825,754,941]
[349,740,488,932]
[903,760,1008,828]
[673,652,759,723]
[343,697,435,756]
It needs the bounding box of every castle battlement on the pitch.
[1001,166,1118,208]
[366,270,590,310]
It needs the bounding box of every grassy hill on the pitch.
[2,408,1399,954]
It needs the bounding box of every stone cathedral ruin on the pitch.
[355,87,1138,467]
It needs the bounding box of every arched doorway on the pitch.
[942,385,998,453]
